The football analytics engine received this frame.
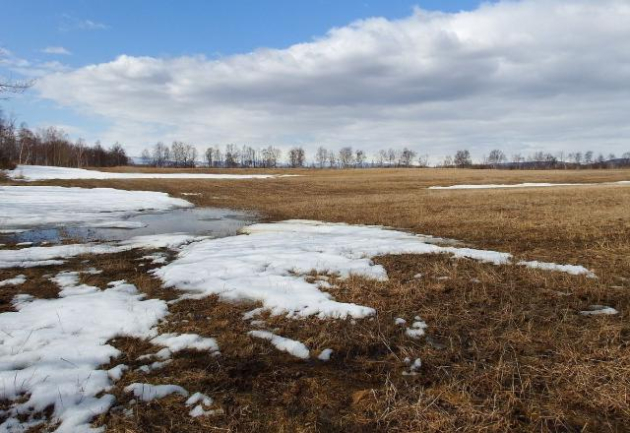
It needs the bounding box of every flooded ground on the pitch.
[1,207,256,244]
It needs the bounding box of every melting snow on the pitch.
[0,186,192,232]
[124,383,188,402]
[0,274,26,287]
[580,305,619,316]
[156,220,594,319]
[429,181,630,190]
[248,330,310,359]
[406,319,428,339]
[150,333,220,354]
[7,165,291,181]
[0,277,168,432]
[317,348,333,361]
[0,233,199,269]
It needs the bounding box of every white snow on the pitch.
[156,220,594,319]
[317,348,333,361]
[0,186,192,232]
[108,364,129,381]
[188,405,221,417]
[580,305,619,316]
[150,333,220,354]
[124,383,188,402]
[0,278,168,432]
[248,330,310,359]
[7,165,289,181]
[0,274,26,287]
[394,317,407,326]
[405,319,428,339]
[0,233,198,269]
[137,359,172,373]
[518,260,596,278]
[429,181,630,190]
[186,391,218,417]
[186,392,213,407]
[403,357,422,376]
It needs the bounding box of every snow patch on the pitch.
[580,305,619,316]
[0,278,168,432]
[124,383,188,402]
[156,220,594,320]
[150,333,220,354]
[248,330,310,359]
[8,165,291,181]
[0,186,192,232]
[0,233,199,269]
[318,348,333,361]
[406,319,428,339]
[0,274,26,287]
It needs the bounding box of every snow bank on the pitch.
[7,165,287,181]
[0,233,198,269]
[0,186,192,232]
[155,220,594,319]
[0,278,168,432]
[429,181,630,190]
[248,330,310,359]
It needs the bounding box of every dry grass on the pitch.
[2,168,630,432]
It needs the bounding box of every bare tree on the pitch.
[262,146,281,168]
[355,149,366,168]
[315,147,328,168]
[453,150,472,168]
[584,151,594,165]
[140,148,151,165]
[338,147,354,168]
[398,148,417,167]
[0,78,33,98]
[205,147,215,167]
[152,142,170,167]
[486,149,506,168]
[224,144,240,168]
[288,147,306,168]
[376,150,388,167]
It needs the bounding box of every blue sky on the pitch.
[2,1,483,63]
[2,1,629,160]
[1,1,485,152]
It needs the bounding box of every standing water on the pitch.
[1,207,256,244]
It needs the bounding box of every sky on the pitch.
[1,0,629,161]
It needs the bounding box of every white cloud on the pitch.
[1,48,68,78]
[58,14,109,31]
[42,46,72,55]
[38,0,630,158]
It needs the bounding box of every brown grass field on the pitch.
[1,168,630,432]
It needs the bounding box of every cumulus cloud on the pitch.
[42,46,72,55]
[38,0,630,158]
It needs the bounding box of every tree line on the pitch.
[443,149,630,169]
[2,111,629,170]
[0,113,128,169]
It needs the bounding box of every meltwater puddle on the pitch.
[1,207,256,244]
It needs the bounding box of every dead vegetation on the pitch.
[2,168,630,432]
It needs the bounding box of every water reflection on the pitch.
[1,208,255,244]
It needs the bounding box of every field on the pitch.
[1,168,629,432]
